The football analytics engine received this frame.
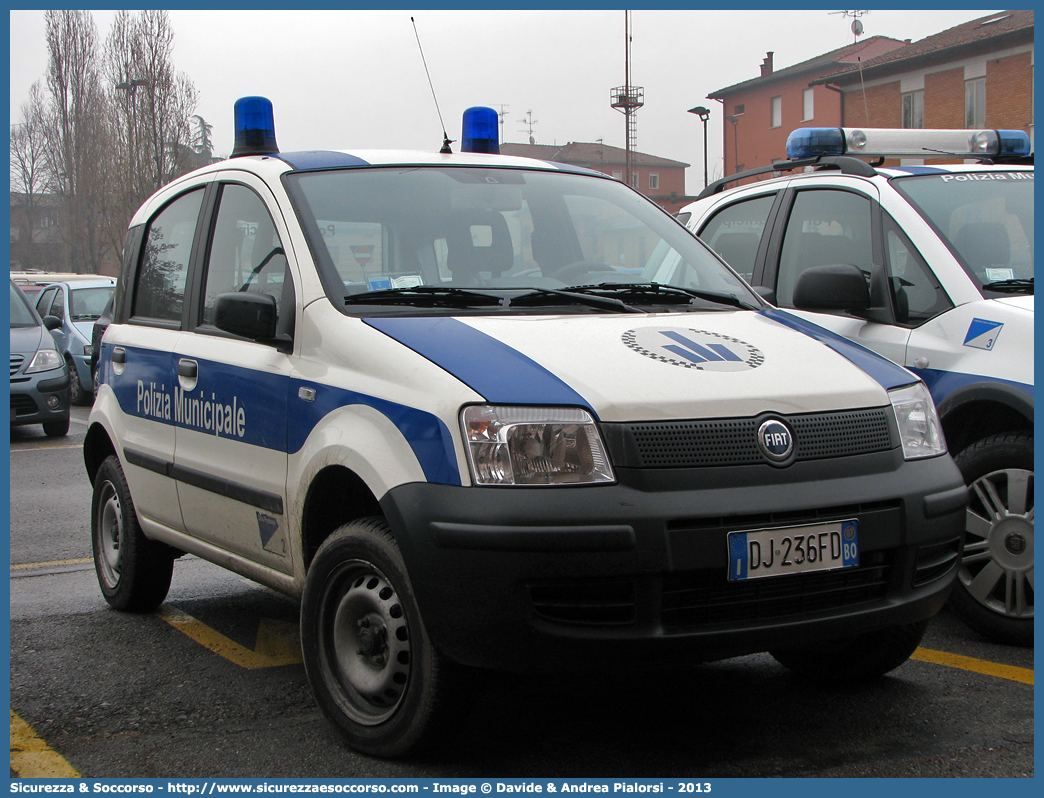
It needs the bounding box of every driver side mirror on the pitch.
[213,292,291,352]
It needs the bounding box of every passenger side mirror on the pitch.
[792,264,870,312]
[42,315,62,331]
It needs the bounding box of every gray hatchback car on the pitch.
[9,279,70,437]
[33,277,116,404]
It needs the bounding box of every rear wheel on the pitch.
[301,517,451,757]
[91,455,174,611]
[770,620,928,681]
[950,433,1033,646]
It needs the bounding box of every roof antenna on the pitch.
[411,16,454,153]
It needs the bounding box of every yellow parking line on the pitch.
[158,607,301,669]
[10,710,81,778]
[11,557,94,571]
[913,647,1034,685]
[10,444,82,451]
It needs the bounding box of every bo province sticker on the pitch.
[623,327,764,371]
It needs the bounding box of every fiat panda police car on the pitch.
[85,100,968,757]
[680,127,1033,646]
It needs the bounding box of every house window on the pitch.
[803,88,814,121]
[734,104,745,116]
[39,215,56,229]
[631,171,640,189]
[902,90,924,129]
[648,173,659,190]
[612,170,623,181]
[965,78,986,127]
[771,96,782,128]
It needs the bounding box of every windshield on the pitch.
[285,166,759,313]
[69,286,115,320]
[892,170,1034,293]
[10,281,39,328]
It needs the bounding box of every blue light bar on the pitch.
[460,106,499,154]
[786,128,845,159]
[997,130,1032,156]
[231,96,279,158]
[786,127,1032,160]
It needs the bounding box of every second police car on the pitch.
[85,100,968,757]
[681,127,1033,646]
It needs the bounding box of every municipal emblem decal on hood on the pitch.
[623,327,764,371]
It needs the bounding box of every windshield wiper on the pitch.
[344,286,505,308]
[982,278,1033,294]
[508,288,646,314]
[556,282,760,310]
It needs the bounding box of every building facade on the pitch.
[707,36,907,175]
[814,10,1034,153]
[705,10,1034,177]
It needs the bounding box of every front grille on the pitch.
[11,394,38,416]
[661,550,892,632]
[10,354,25,377]
[610,408,894,468]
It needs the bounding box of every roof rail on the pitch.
[696,155,878,200]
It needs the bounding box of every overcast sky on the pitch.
[9,8,996,195]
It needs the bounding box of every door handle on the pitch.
[177,359,198,379]
[112,347,126,364]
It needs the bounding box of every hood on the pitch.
[989,294,1034,314]
[366,310,909,422]
[9,324,47,358]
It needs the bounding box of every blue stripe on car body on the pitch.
[760,308,917,392]
[364,316,595,411]
[106,345,460,486]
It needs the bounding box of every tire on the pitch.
[91,455,174,611]
[42,416,70,437]
[770,620,928,681]
[67,360,87,405]
[950,432,1033,646]
[301,517,450,757]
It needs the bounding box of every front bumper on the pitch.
[382,449,967,671]
[9,371,71,427]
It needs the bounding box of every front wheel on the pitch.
[770,620,928,681]
[300,518,451,757]
[950,432,1033,646]
[67,360,87,405]
[91,455,174,611]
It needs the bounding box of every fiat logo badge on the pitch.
[758,419,794,462]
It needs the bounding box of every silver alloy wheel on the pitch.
[95,479,123,590]
[959,467,1034,620]
[327,562,411,725]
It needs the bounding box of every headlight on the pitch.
[461,405,615,486]
[889,382,946,460]
[25,348,63,374]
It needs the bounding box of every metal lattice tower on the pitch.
[610,11,644,185]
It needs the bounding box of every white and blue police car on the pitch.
[85,100,968,757]
[680,127,1033,647]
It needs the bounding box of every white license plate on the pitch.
[727,520,859,581]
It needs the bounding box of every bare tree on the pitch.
[43,9,112,274]
[10,82,52,269]
[103,10,199,258]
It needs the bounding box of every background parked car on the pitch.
[9,279,71,437]
[33,277,117,405]
[89,293,115,399]
[681,126,1033,646]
